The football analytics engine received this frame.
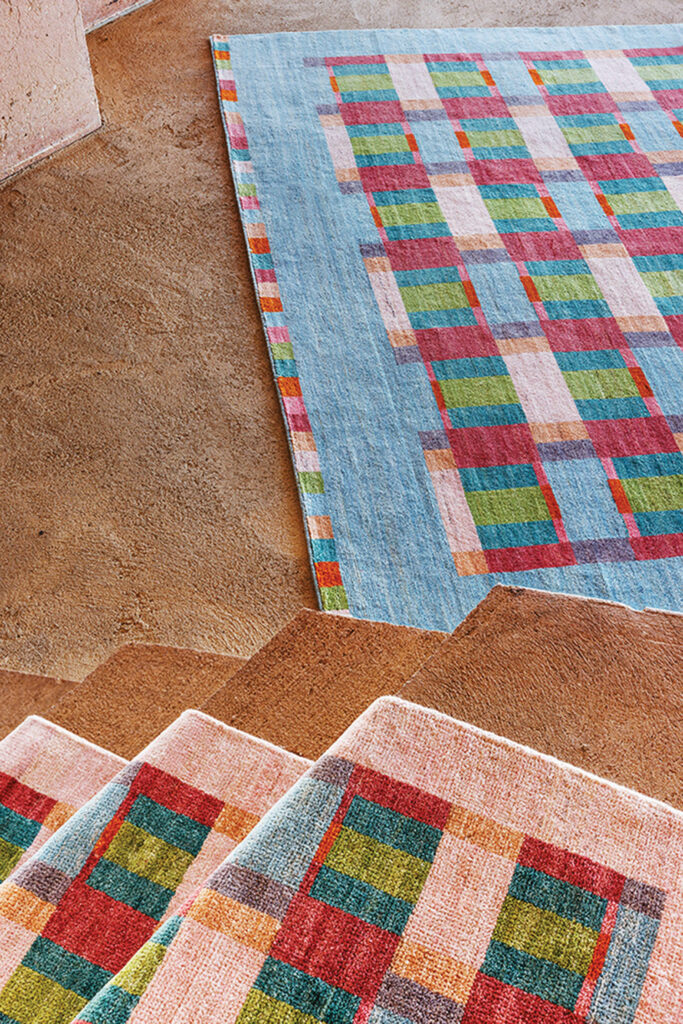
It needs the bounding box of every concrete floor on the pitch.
[0,0,679,679]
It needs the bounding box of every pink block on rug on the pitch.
[402,828,517,967]
[130,920,268,1024]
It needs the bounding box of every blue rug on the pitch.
[212,25,683,629]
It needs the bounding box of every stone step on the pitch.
[0,670,76,739]
[47,644,246,758]
[401,585,683,806]
[1,0,163,185]
[12,589,679,805]
[201,608,448,759]
[1,0,100,183]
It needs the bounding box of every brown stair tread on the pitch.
[201,608,447,759]
[0,670,76,740]
[47,643,246,758]
[401,585,683,807]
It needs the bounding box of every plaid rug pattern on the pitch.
[0,712,309,1024]
[74,698,683,1024]
[211,27,683,627]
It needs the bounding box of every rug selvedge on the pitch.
[212,37,350,615]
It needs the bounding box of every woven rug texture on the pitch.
[74,697,683,1024]
[212,25,683,628]
[0,711,309,1022]
[0,719,124,883]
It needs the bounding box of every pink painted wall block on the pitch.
[0,0,101,183]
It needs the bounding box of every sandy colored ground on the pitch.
[0,0,680,679]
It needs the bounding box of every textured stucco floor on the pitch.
[0,0,679,678]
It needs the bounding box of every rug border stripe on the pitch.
[210,35,350,615]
